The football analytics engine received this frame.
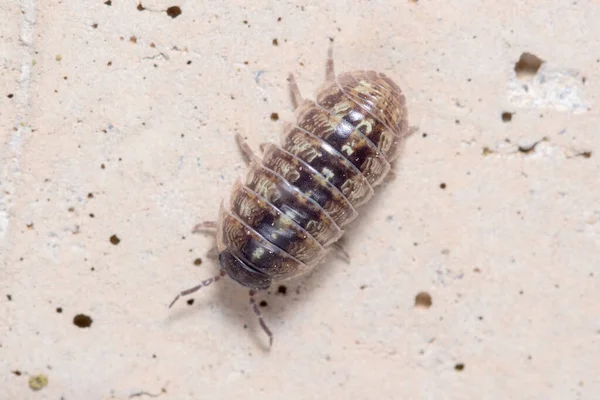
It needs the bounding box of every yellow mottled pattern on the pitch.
[281,125,374,206]
[230,183,323,264]
[217,206,310,279]
[261,144,357,226]
[293,102,391,185]
[346,72,406,130]
[245,163,344,246]
[315,70,409,162]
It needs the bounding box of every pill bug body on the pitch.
[170,48,412,346]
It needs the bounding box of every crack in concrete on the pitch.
[480,138,592,160]
[516,137,548,154]
[128,382,168,398]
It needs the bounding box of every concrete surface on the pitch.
[1,0,599,399]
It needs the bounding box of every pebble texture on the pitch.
[1,1,599,399]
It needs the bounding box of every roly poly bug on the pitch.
[169,45,414,347]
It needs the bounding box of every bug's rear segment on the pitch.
[316,71,408,161]
[170,48,411,347]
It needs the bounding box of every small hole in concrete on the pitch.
[104,0,111,5]
[137,3,145,10]
[12,370,21,376]
[259,300,268,307]
[277,285,287,295]
[56,307,63,313]
[439,183,446,189]
[193,258,202,266]
[582,151,592,158]
[87,192,94,199]
[515,52,543,79]
[270,112,279,121]
[272,38,278,46]
[501,112,513,122]
[415,292,432,308]
[109,234,120,245]
[454,363,465,371]
[7,294,12,301]
[166,6,181,18]
[73,314,92,328]
[186,299,194,306]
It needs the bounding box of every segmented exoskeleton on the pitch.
[169,46,413,347]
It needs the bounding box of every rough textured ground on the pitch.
[1,1,599,399]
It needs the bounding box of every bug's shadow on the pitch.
[213,250,346,351]
[166,244,351,352]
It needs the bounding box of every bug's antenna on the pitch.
[249,289,273,347]
[168,270,226,308]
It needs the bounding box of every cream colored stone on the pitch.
[1,1,599,399]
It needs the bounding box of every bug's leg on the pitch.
[192,220,217,234]
[206,246,219,260]
[287,73,303,110]
[278,121,295,144]
[332,242,350,264]
[383,169,397,185]
[325,42,335,81]
[235,133,259,164]
[405,126,419,138]
[168,270,226,308]
[249,289,273,347]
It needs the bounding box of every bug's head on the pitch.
[218,249,272,291]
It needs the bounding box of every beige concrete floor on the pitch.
[1,0,599,399]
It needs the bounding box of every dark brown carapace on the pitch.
[169,46,413,347]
